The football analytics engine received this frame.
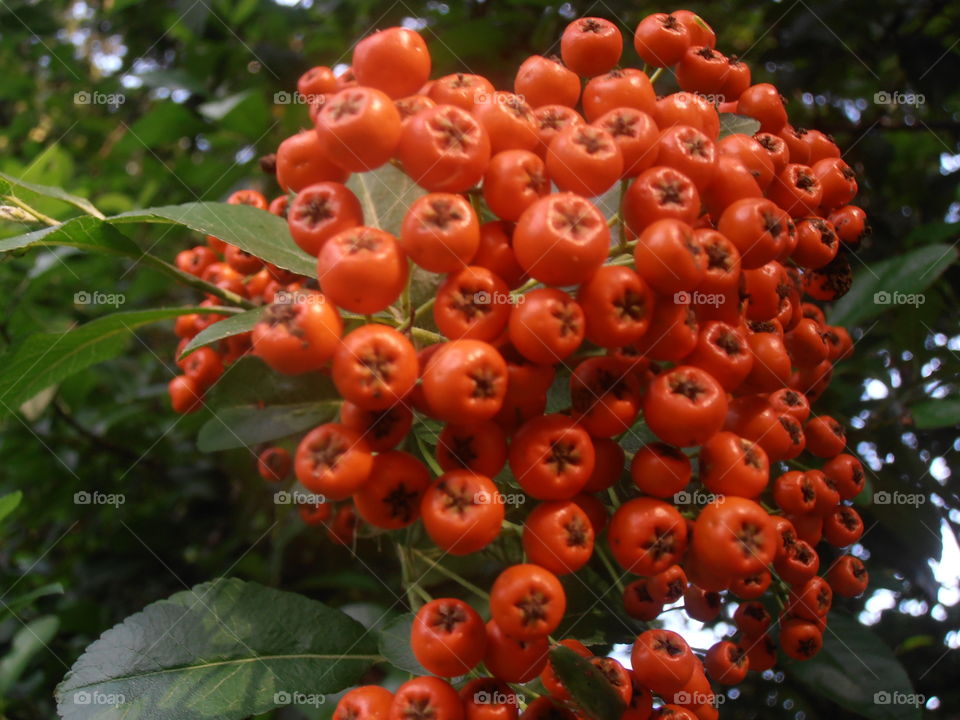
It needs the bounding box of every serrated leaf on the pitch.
[0,170,104,218]
[180,308,264,359]
[378,613,427,675]
[782,614,921,720]
[829,243,957,326]
[548,645,625,720]
[0,307,226,420]
[347,164,425,235]
[0,490,23,525]
[0,215,137,255]
[56,578,381,720]
[909,399,960,429]
[110,203,316,275]
[718,113,761,139]
[0,616,59,695]
[197,401,340,451]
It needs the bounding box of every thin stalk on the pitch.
[596,544,626,595]
[410,548,491,600]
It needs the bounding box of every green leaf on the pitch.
[180,308,264,359]
[910,398,960,429]
[0,215,137,255]
[0,490,23,525]
[347,164,425,236]
[548,645,625,720]
[378,613,427,674]
[207,357,340,407]
[782,614,921,720]
[0,616,59,695]
[0,170,104,218]
[0,583,65,623]
[110,203,316,275]
[197,401,339,451]
[718,113,762,139]
[0,307,224,420]
[829,243,958,326]
[56,578,381,720]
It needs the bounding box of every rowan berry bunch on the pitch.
[168,10,872,720]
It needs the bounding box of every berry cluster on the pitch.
[167,10,871,720]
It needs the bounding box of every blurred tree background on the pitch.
[0,0,957,718]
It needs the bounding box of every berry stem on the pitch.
[649,67,664,83]
[595,543,627,595]
[410,548,491,600]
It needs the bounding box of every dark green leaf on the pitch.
[180,308,264,359]
[110,203,316,275]
[829,244,957,326]
[782,614,922,720]
[0,616,59,695]
[548,645,625,720]
[0,216,137,255]
[56,578,381,720]
[0,490,23,525]
[0,170,104,218]
[0,583,65,623]
[910,399,960,429]
[197,401,339,451]
[718,113,762,139]
[207,357,340,407]
[0,307,225,419]
[378,613,427,675]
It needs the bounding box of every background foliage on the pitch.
[0,0,957,718]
